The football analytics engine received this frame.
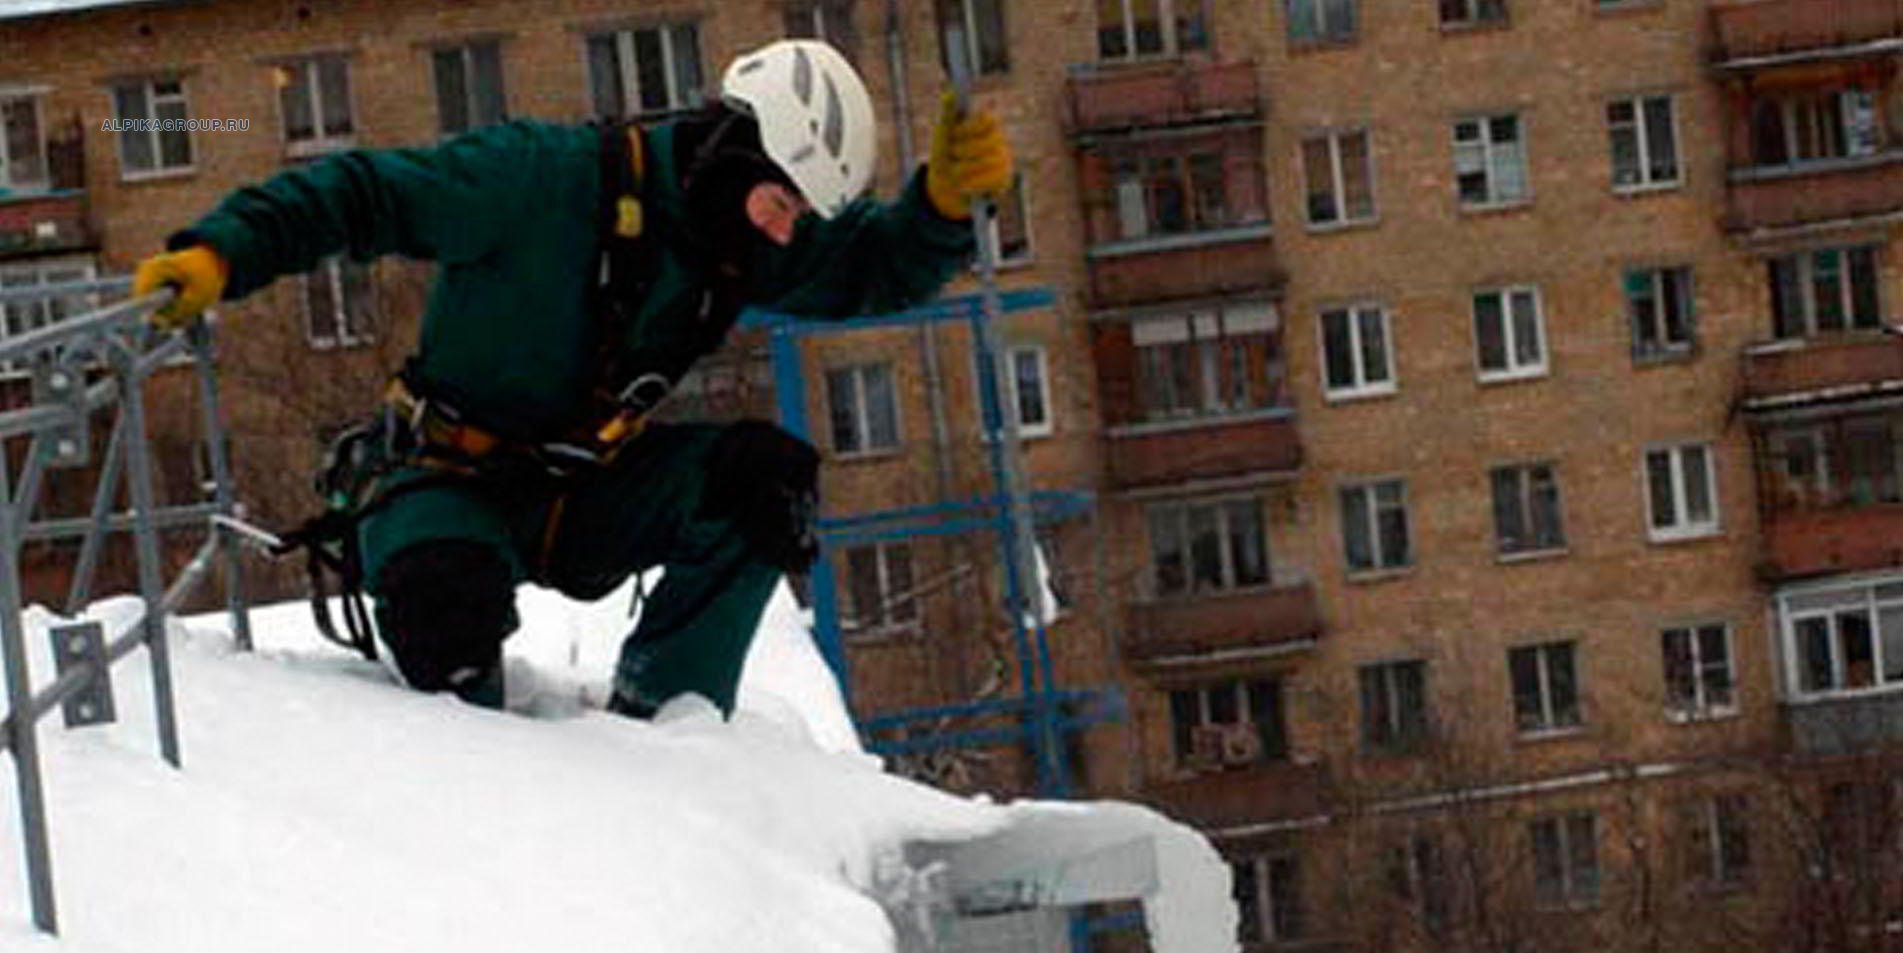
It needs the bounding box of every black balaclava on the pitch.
[671,103,800,275]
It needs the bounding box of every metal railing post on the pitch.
[0,460,59,933]
[188,322,252,651]
[108,338,182,768]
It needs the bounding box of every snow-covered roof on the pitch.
[0,0,172,23]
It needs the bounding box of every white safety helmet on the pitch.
[719,39,876,219]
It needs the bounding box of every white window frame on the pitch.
[1530,812,1600,909]
[1626,265,1696,359]
[0,91,49,190]
[1644,441,1720,542]
[112,77,195,178]
[1439,0,1506,27]
[1285,0,1356,45]
[1340,478,1411,574]
[1768,246,1883,339]
[842,540,917,634]
[1319,303,1395,401]
[1778,578,1903,702]
[1099,0,1207,61]
[827,362,902,456]
[1131,304,1277,421]
[1147,495,1272,598]
[0,257,97,379]
[1301,128,1377,228]
[1661,622,1737,721]
[1453,113,1529,209]
[1005,344,1052,438]
[1689,794,1751,887]
[301,257,375,350]
[1510,640,1583,736]
[277,57,356,156]
[588,23,703,119]
[1757,88,1879,167]
[1471,285,1547,382]
[432,41,507,137]
[940,0,1011,74]
[984,171,1033,266]
[1607,94,1681,192]
[1235,853,1302,944]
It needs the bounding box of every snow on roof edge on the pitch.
[0,0,179,24]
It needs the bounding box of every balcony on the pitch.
[1740,334,1903,409]
[1085,226,1282,312]
[1065,58,1261,139]
[1141,760,1325,830]
[0,123,92,260]
[1710,0,1903,66]
[1726,153,1903,235]
[1124,581,1321,665]
[1786,690,1903,756]
[1105,409,1301,491]
[1762,502,1903,580]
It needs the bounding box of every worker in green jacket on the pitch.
[131,40,1012,716]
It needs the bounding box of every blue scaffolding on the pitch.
[742,288,1124,800]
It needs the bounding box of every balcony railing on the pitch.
[1726,152,1903,234]
[1105,408,1301,490]
[1124,580,1321,663]
[1085,225,1282,311]
[1740,333,1903,408]
[0,124,91,259]
[1141,760,1325,830]
[1710,0,1903,64]
[1762,502,1903,580]
[1065,58,1261,137]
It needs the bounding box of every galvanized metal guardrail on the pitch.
[0,276,253,934]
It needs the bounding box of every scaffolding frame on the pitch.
[0,279,252,934]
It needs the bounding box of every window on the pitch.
[1320,304,1394,400]
[1530,812,1600,908]
[1340,479,1411,574]
[1007,345,1050,436]
[113,78,193,175]
[0,259,95,377]
[1439,0,1505,27]
[303,257,376,349]
[1750,88,1879,167]
[1768,246,1882,339]
[1472,286,1546,381]
[1113,152,1233,240]
[1285,0,1356,45]
[432,42,506,136]
[1510,641,1581,734]
[1360,660,1428,753]
[1491,462,1565,555]
[1684,795,1751,888]
[1783,581,1903,698]
[826,363,900,455]
[587,23,704,120]
[1453,114,1528,208]
[937,0,1008,76]
[1608,95,1679,190]
[1662,623,1735,720]
[1385,834,1449,935]
[1302,129,1376,227]
[1170,679,1287,768]
[1768,415,1902,510]
[843,541,916,632]
[989,171,1032,264]
[1,93,47,189]
[1234,853,1303,944]
[1132,305,1281,421]
[276,57,354,153]
[1147,497,1269,598]
[785,0,861,65]
[1097,0,1208,60]
[1625,266,1695,358]
[1645,442,1719,541]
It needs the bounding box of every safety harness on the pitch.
[274,119,720,661]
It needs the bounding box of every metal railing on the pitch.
[0,276,253,934]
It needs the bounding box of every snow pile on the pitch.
[0,580,1234,952]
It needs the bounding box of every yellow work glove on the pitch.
[131,244,228,330]
[926,91,1014,220]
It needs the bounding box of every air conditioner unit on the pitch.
[1186,724,1226,770]
[1219,724,1262,766]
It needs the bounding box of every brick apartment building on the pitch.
[4,0,1903,949]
